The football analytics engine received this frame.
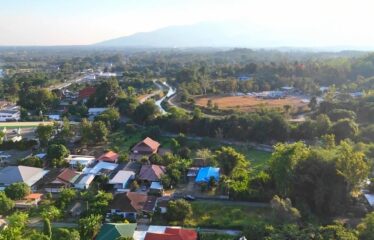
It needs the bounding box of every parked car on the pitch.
[184,195,196,201]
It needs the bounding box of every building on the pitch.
[108,170,135,192]
[97,151,119,163]
[144,227,198,240]
[138,165,166,183]
[65,155,95,169]
[109,192,157,220]
[15,193,43,209]
[78,87,96,100]
[96,223,137,240]
[83,161,118,176]
[131,137,160,160]
[195,167,220,184]
[88,108,108,117]
[0,166,48,190]
[44,168,80,193]
[149,181,163,195]
[0,109,20,122]
[74,174,95,190]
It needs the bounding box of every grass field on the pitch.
[234,146,272,170]
[194,95,307,112]
[154,201,271,229]
[0,121,54,129]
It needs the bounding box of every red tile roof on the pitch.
[25,193,43,200]
[139,165,166,182]
[97,151,119,163]
[132,137,160,154]
[110,192,156,213]
[78,87,96,99]
[57,168,79,183]
[145,228,197,240]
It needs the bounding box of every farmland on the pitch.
[194,95,308,112]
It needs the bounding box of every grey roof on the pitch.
[0,166,46,186]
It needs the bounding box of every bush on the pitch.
[5,182,30,200]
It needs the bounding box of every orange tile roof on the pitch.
[97,151,119,163]
[25,193,43,200]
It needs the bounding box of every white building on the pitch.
[83,161,118,176]
[74,174,95,190]
[108,170,135,191]
[65,155,95,169]
[88,108,108,117]
[0,110,20,122]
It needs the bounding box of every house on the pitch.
[78,87,96,100]
[138,165,166,183]
[108,170,135,192]
[0,109,20,122]
[109,192,157,220]
[15,193,43,209]
[96,223,137,240]
[44,168,80,193]
[65,155,95,169]
[195,167,220,184]
[74,174,95,190]
[88,108,108,117]
[131,137,160,160]
[144,227,198,240]
[83,161,118,176]
[97,151,119,163]
[149,181,163,195]
[0,166,49,190]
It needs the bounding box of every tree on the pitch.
[47,144,70,167]
[78,214,102,240]
[0,191,14,214]
[41,205,61,220]
[43,218,52,239]
[27,231,50,240]
[319,223,358,240]
[88,79,121,106]
[270,142,310,196]
[58,188,76,209]
[358,212,374,240]
[60,117,73,140]
[165,199,192,222]
[18,156,43,168]
[330,118,358,141]
[53,228,80,240]
[335,141,369,195]
[270,195,301,223]
[308,96,317,110]
[95,107,120,129]
[91,121,109,143]
[214,147,247,176]
[133,100,160,124]
[36,124,54,147]
[5,182,30,200]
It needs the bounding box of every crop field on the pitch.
[194,95,308,112]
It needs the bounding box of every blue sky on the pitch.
[1,0,374,46]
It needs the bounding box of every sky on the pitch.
[1,0,374,47]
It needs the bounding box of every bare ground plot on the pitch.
[194,95,308,112]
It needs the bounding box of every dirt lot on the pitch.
[194,95,308,112]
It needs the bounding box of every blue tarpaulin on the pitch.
[195,167,220,183]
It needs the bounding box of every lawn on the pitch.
[239,147,272,170]
[154,201,272,230]
[0,121,54,129]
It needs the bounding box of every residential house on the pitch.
[108,170,135,192]
[131,137,160,161]
[195,167,220,184]
[78,87,96,101]
[44,168,80,193]
[109,192,157,220]
[15,193,43,209]
[0,109,20,122]
[96,223,137,240]
[138,165,166,183]
[97,151,119,163]
[65,155,95,170]
[144,227,198,240]
[83,161,118,176]
[0,166,48,190]
[149,181,163,196]
[74,174,95,190]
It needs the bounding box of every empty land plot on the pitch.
[194,95,307,112]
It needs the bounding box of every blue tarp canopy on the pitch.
[195,167,220,183]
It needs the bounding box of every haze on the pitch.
[1,0,374,48]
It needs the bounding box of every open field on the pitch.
[0,121,54,129]
[194,95,308,112]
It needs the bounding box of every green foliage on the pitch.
[19,87,58,112]
[53,228,80,240]
[36,124,54,146]
[166,199,193,222]
[0,191,14,214]
[319,223,358,240]
[43,218,52,239]
[270,195,301,223]
[199,233,236,240]
[78,214,102,240]
[88,79,121,107]
[270,142,310,196]
[5,182,30,200]
[357,212,374,240]
[47,144,70,167]
[215,146,247,176]
[330,118,359,141]
[18,156,43,168]
[94,107,120,129]
[133,100,160,123]
[80,119,109,144]
[40,205,61,221]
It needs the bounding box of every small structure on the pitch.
[0,109,20,122]
[0,166,48,190]
[138,165,166,183]
[131,137,160,161]
[78,87,96,101]
[44,168,80,193]
[96,223,137,240]
[97,151,119,163]
[109,192,157,220]
[144,227,198,240]
[108,170,135,192]
[149,181,163,195]
[65,155,95,169]
[74,174,95,190]
[88,108,108,117]
[195,167,220,184]
[15,193,43,209]
[83,161,118,176]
